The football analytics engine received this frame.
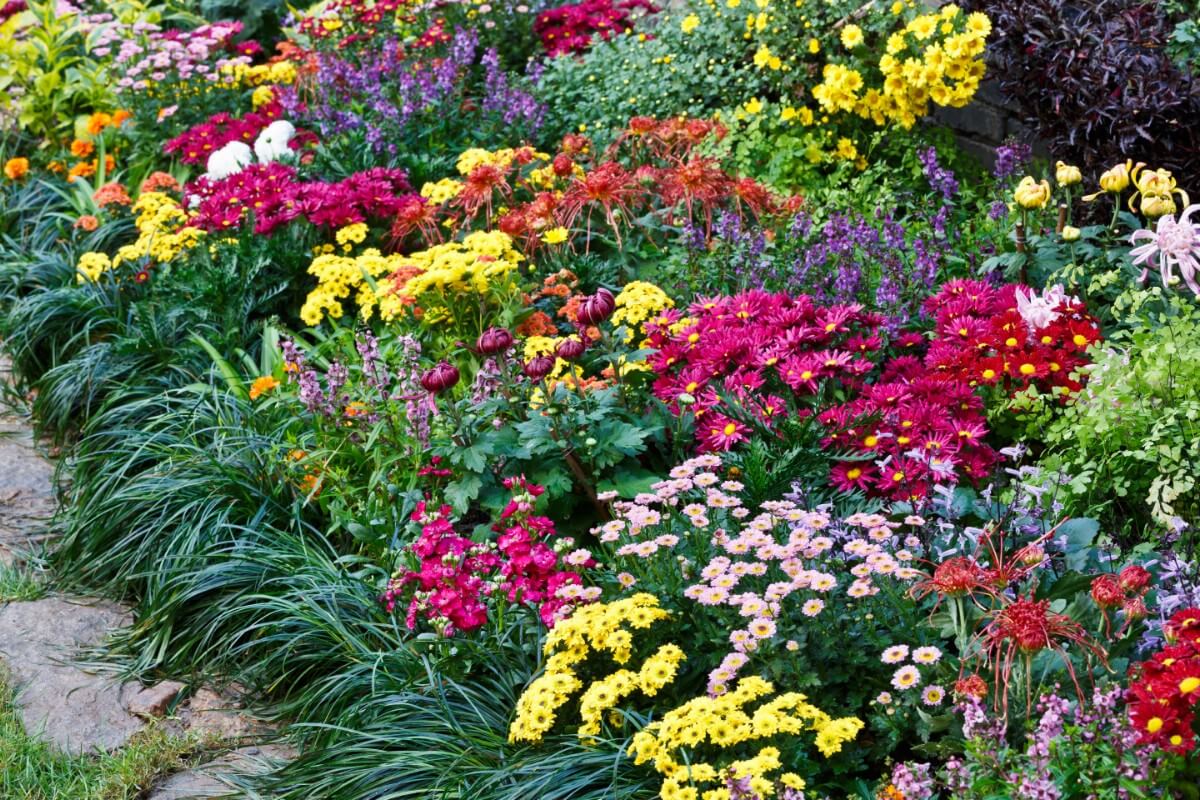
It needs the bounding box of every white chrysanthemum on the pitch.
[253,120,296,164]
[206,141,253,180]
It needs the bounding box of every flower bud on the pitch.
[576,287,616,326]
[420,361,460,394]
[1098,160,1134,193]
[1061,225,1080,241]
[1119,564,1152,594]
[523,355,555,381]
[1089,574,1124,609]
[552,153,574,177]
[476,326,514,355]
[1122,596,1149,620]
[1013,176,1052,210]
[1055,161,1082,187]
[1140,192,1176,218]
[555,337,586,361]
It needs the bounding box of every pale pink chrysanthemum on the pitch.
[891,665,922,690]
[1129,204,1200,296]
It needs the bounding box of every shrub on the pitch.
[973,0,1200,180]
[1041,301,1200,545]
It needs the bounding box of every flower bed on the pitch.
[2,0,1200,797]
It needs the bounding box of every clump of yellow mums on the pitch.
[455,146,549,175]
[76,192,202,282]
[299,228,525,327]
[613,281,675,341]
[420,177,464,205]
[628,675,864,800]
[509,594,686,744]
[220,60,298,87]
[812,4,990,129]
[386,230,524,319]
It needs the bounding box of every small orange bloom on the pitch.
[93,182,131,207]
[4,157,30,181]
[112,109,132,126]
[86,112,113,135]
[74,215,100,232]
[47,161,65,174]
[249,375,281,400]
[68,161,96,179]
[141,171,180,193]
[70,138,95,158]
[516,310,557,337]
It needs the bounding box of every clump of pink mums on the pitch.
[384,476,596,635]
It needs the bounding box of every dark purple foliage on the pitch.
[969,0,1200,179]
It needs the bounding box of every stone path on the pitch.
[0,357,291,797]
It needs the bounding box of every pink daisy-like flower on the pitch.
[875,691,893,705]
[1129,204,1200,296]
[617,572,637,588]
[801,599,825,617]
[847,580,874,598]
[811,574,837,592]
[891,665,921,690]
[881,645,910,664]
[912,645,943,664]
[748,617,777,638]
[921,684,946,706]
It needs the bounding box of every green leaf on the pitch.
[444,474,483,512]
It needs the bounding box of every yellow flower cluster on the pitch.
[388,230,523,307]
[300,228,524,327]
[76,192,202,282]
[420,178,464,205]
[455,146,549,176]
[628,676,864,800]
[613,281,675,341]
[812,5,990,129]
[251,85,275,108]
[509,594,682,744]
[300,246,410,326]
[220,60,298,87]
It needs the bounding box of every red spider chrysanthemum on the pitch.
[911,556,988,602]
[559,162,638,246]
[980,594,1107,716]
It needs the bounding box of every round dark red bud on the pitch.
[523,355,555,381]
[555,338,586,360]
[576,287,616,326]
[1119,564,1152,594]
[552,153,574,177]
[476,326,514,355]
[420,361,460,394]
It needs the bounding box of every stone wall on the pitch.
[932,78,1041,168]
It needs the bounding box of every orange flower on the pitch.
[93,182,131,207]
[516,310,557,337]
[249,375,280,400]
[47,161,65,174]
[70,138,95,158]
[3,157,29,181]
[68,161,96,179]
[86,112,113,135]
[112,109,132,126]
[141,171,180,193]
[103,154,115,173]
[74,215,100,232]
